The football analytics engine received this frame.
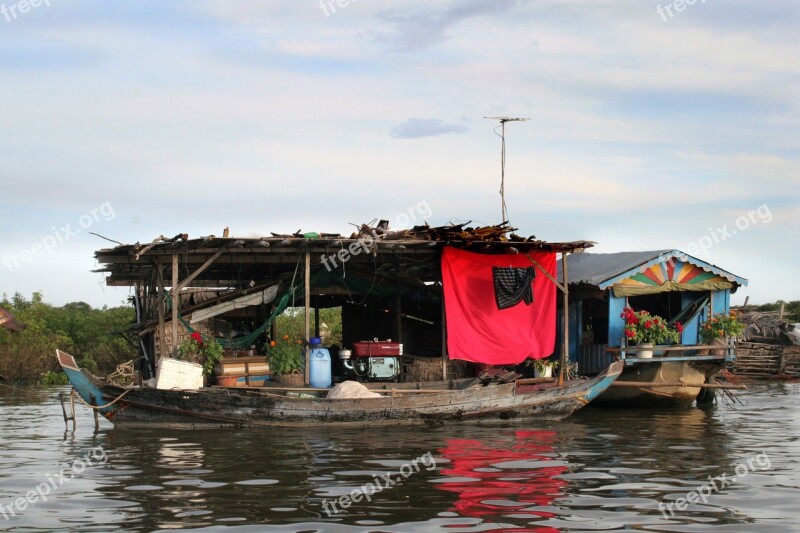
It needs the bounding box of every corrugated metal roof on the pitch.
[557,250,747,288]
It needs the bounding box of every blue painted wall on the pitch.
[711,290,729,315]
[608,294,627,347]
[568,300,581,363]
[681,292,700,344]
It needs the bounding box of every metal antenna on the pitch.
[484,116,529,223]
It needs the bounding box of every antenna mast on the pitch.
[484,116,529,224]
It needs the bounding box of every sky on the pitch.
[0,0,798,308]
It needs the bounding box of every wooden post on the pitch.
[441,292,448,381]
[156,260,167,360]
[743,296,749,310]
[171,254,179,356]
[779,302,785,320]
[559,252,569,387]
[304,250,311,385]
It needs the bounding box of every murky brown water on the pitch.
[1,383,798,532]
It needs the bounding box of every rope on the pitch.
[105,360,137,387]
[70,387,132,410]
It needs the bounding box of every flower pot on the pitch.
[636,343,654,359]
[216,375,239,387]
[534,366,553,378]
[711,337,728,356]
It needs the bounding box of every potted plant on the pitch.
[532,358,559,378]
[177,331,225,375]
[621,308,682,359]
[267,334,305,386]
[700,311,744,355]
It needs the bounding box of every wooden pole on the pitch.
[173,249,224,293]
[171,254,179,356]
[611,381,747,390]
[441,291,448,381]
[779,302,785,320]
[559,252,569,387]
[304,250,311,385]
[156,260,167,360]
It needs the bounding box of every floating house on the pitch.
[558,250,748,406]
[94,221,593,386]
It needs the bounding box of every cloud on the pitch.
[375,0,523,52]
[390,118,469,139]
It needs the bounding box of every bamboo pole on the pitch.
[156,260,167,359]
[173,249,224,293]
[304,250,311,385]
[441,292,448,381]
[171,254,178,356]
[559,252,569,387]
[611,381,747,389]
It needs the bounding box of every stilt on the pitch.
[59,390,77,430]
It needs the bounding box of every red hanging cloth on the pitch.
[441,246,556,364]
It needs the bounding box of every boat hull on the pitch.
[57,350,623,428]
[591,357,726,408]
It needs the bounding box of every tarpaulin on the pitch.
[441,247,556,364]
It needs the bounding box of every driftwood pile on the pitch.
[737,310,799,345]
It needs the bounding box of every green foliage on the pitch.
[700,311,745,344]
[275,307,342,346]
[177,332,224,375]
[39,370,69,385]
[267,334,304,375]
[0,292,137,382]
[532,358,558,374]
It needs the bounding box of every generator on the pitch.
[340,339,402,381]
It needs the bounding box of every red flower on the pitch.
[625,330,635,338]
[676,322,684,333]
[644,320,652,329]
[191,331,204,345]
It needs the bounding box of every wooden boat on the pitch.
[57,350,623,428]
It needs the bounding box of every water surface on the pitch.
[1,383,798,531]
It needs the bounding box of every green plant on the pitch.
[700,311,745,344]
[40,370,68,385]
[621,307,681,345]
[563,361,578,381]
[267,334,304,375]
[177,331,224,375]
[532,358,558,374]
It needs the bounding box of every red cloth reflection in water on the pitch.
[437,430,567,531]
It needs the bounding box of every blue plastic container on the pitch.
[309,346,332,388]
